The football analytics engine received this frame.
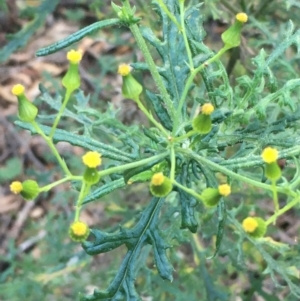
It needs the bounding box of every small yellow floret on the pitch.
[218,184,231,196]
[11,84,25,96]
[242,217,258,233]
[151,172,165,186]
[236,12,248,23]
[261,147,278,163]
[10,181,23,194]
[201,103,214,115]
[71,221,89,236]
[67,49,82,64]
[118,64,131,76]
[82,151,102,168]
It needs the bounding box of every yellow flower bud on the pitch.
[236,13,248,23]
[118,64,143,100]
[242,217,258,233]
[150,173,172,197]
[82,151,102,168]
[67,49,82,64]
[218,184,231,197]
[261,147,278,163]
[242,217,267,238]
[11,84,38,122]
[151,172,165,186]
[11,84,25,96]
[118,64,131,76]
[221,13,247,50]
[201,103,214,115]
[69,221,90,242]
[10,181,23,194]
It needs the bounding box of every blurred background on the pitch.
[0,0,300,300]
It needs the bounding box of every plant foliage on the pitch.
[6,0,300,300]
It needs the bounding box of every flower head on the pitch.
[262,147,278,163]
[82,151,102,168]
[71,221,89,236]
[151,172,165,186]
[10,181,23,194]
[242,217,258,233]
[242,217,267,238]
[11,84,25,96]
[218,184,231,197]
[202,103,214,115]
[69,221,90,242]
[118,64,131,76]
[150,173,172,197]
[236,12,248,23]
[67,49,82,64]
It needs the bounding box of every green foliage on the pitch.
[0,158,22,182]
[0,0,60,62]
[5,0,300,300]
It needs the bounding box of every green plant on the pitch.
[8,0,300,300]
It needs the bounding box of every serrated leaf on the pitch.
[207,199,227,259]
[82,178,126,205]
[132,0,207,122]
[145,90,173,131]
[15,121,136,162]
[81,197,173,301]
[36,18,120,56]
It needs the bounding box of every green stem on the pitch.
[272,180,279,214]
[31,121,72,176]
[179,0,193,70]
[123,1,175,120]
[156,0,181,30]
[98,152,169,177]
[171,179,201,200]
[39,175,82,192]
[133,96,169,137]
[170,145,176,181]
[172,130,197,142]
[74,182,90,221]
[265,197,300,226]
[49,88,72,138]
[173,47,228,135]
[183,149,296,197]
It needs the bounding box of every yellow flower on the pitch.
[71,221,89,236]
[261,147,278,163]
[69,221,90,242]
[150,172,172,197]
[151,172,165,186]
[11,84,25,96]
[242,217,258,233]
[118,63,131,76]
[67,49,82,64]
[82,151,102,168]
[201,103,214,115]
[10,181,23,194]
[218,184,231,197]
[236,12,248,23]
